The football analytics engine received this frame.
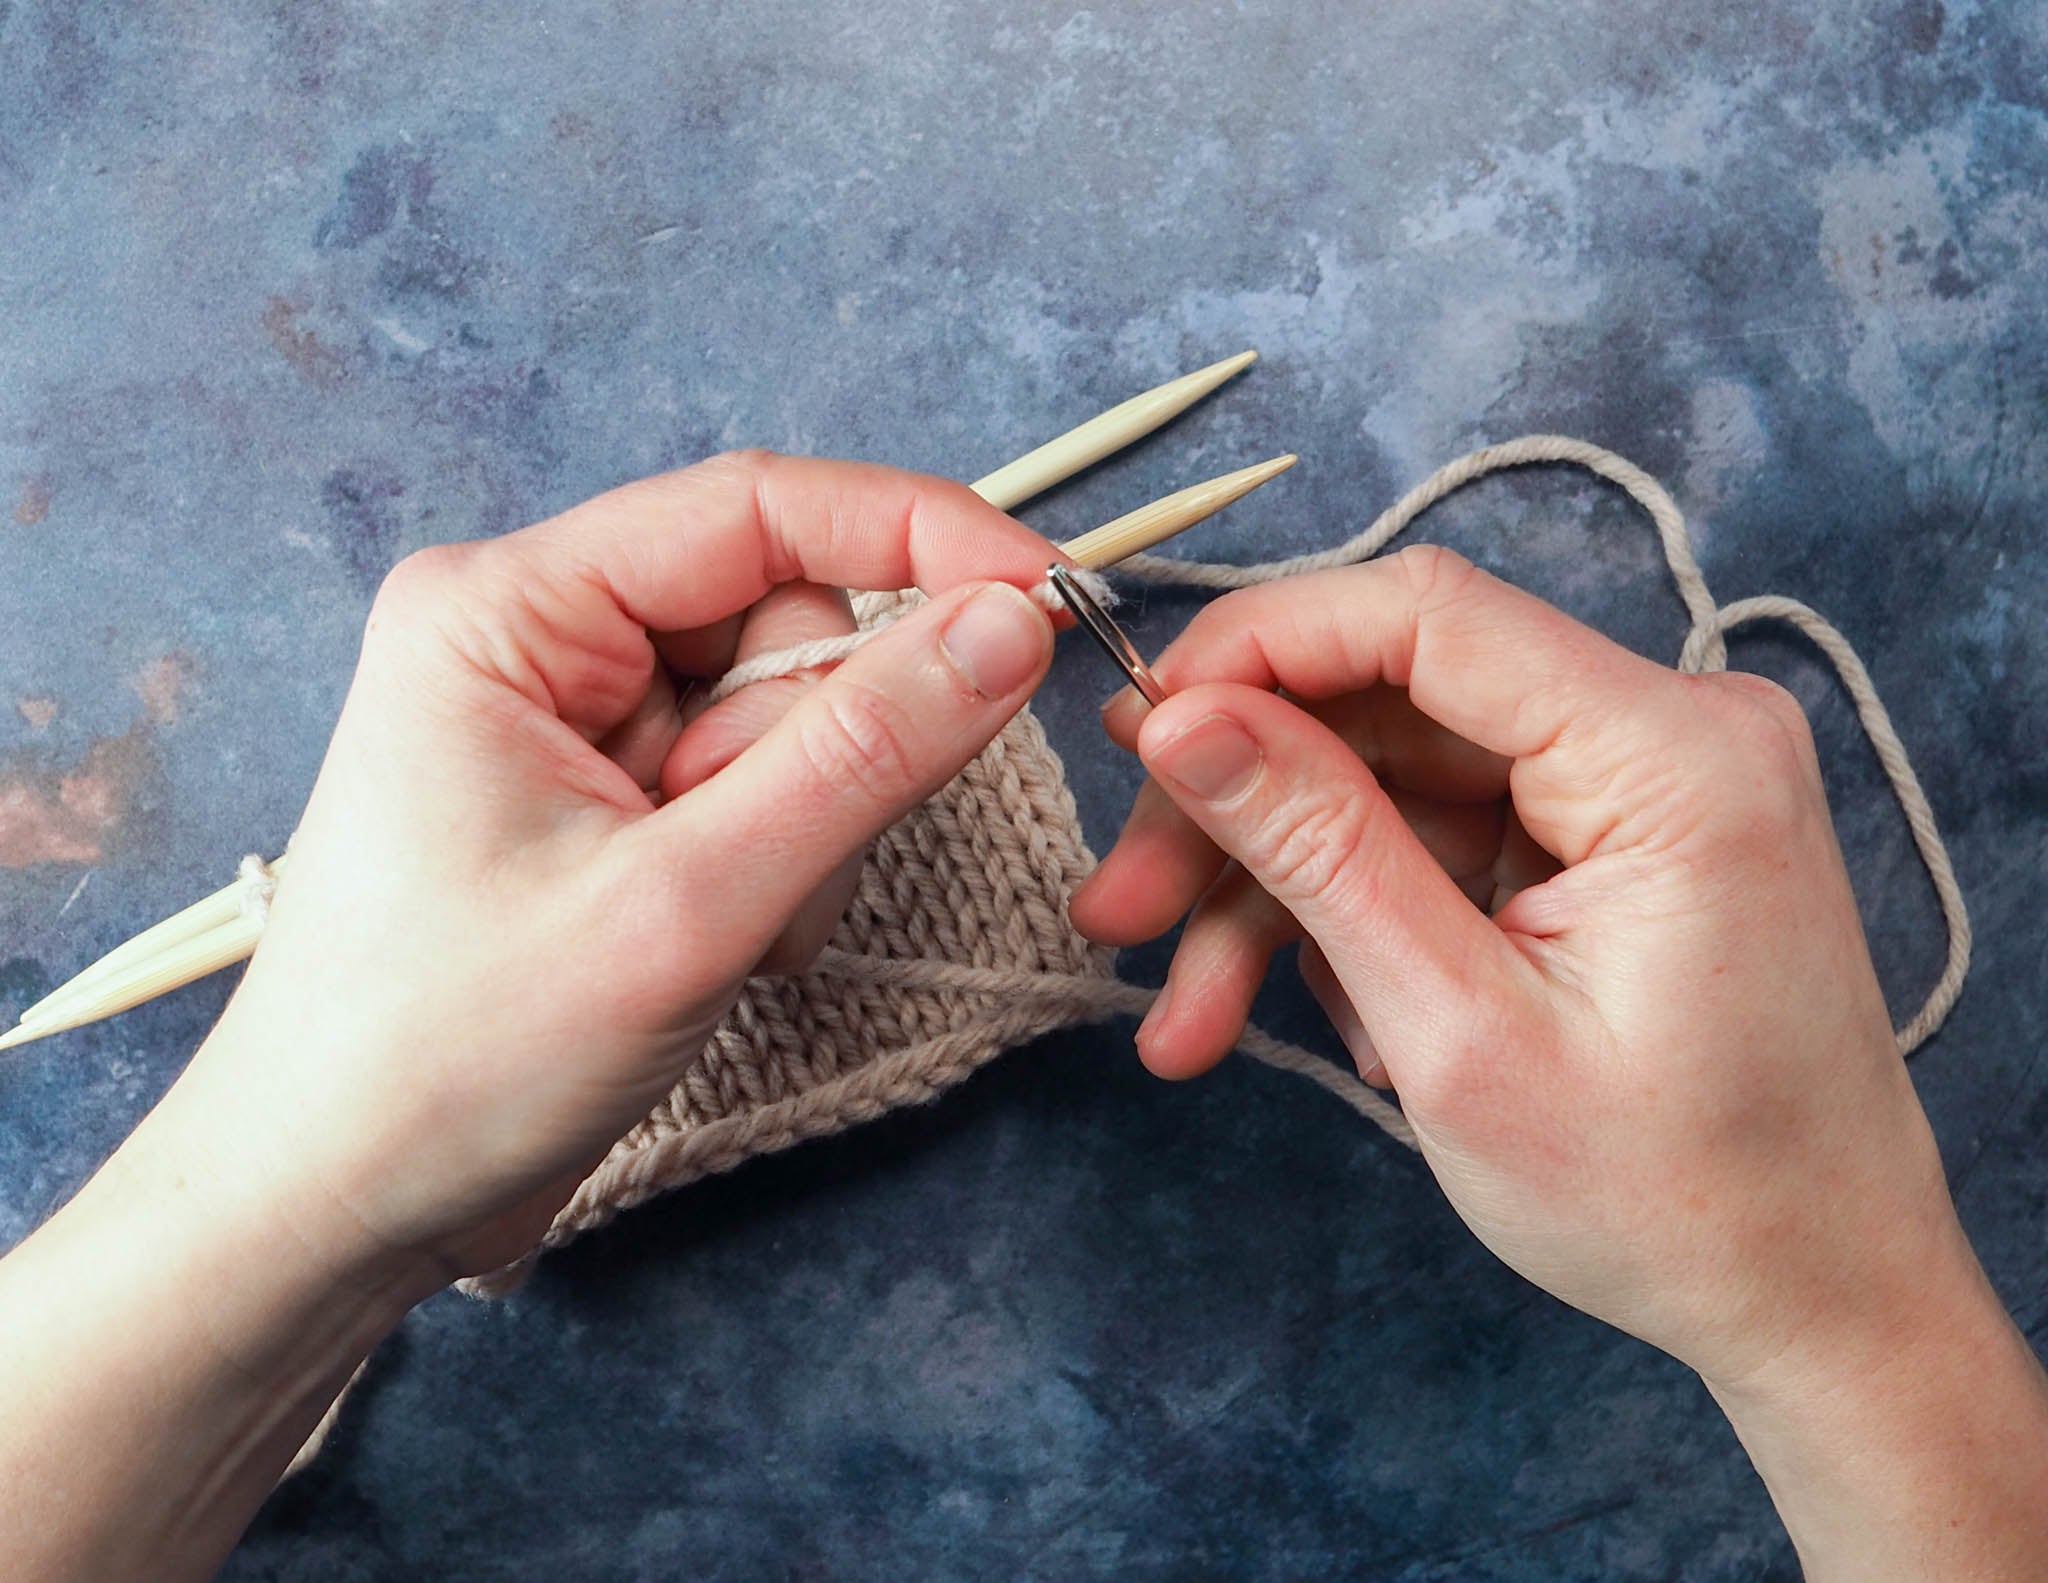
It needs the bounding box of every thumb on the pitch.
[1137,684,1534,1064]
[625,581,1052,974]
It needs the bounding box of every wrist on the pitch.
[1705,1231,2048,1581]
[127,1044,448,1332]
[0,1060,439,1579]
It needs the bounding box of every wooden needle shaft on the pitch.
[1060,454,1295,570]
[19,855,288,1023]
[1,913,265,1050]
[970,350,1255,512]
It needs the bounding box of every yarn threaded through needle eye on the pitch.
[702,566,1118,703]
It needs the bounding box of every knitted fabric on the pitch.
[464,669,1120,1296]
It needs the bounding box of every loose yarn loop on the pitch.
[285,434,1969,1472]
[1124,433,1724,674]
[708,432,1965,1074]
[235,853,281,924]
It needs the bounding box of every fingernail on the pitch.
[1150,714,1262,803]
[1137,980,1173,1041]
[941,584,1047,698]
[1313,972,1384,1081]
[1321,980,1367,1049]
[1100,687,1146,742]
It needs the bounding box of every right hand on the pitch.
[1070,544,1975,1396]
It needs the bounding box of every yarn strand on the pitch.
[704,569,1117,704]
[1121,432,1724,670]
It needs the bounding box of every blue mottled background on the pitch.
[3,2,2044,1577]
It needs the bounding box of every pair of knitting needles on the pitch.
[1,350,1281,1053]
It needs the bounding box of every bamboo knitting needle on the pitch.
[0,454,1298,1053]
[0,457,1293,1052]
[0,913,265,1049]
[14,855,291,1026]
[2,364,1284,1053]
[16,358,1261,1023]
[969,350,1256,511]
[1060,453,1294,568]
[11,354,1256,1036]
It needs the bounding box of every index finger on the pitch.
[526,450,1063,634]
[1146,545,1694,865]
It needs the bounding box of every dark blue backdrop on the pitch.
[3,3,2043,1577]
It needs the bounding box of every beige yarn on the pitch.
[702,566,1120,703]
[281,434,1970,1467]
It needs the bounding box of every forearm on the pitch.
[0,1070,437,1582]
[1709,1242,2048,1581]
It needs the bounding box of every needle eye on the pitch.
[1046,565,1168,708]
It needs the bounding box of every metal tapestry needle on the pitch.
[1046,564,1168,708]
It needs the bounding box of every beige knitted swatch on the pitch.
[462,664,1119,1297]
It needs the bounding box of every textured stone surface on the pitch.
[3,2,2044,1576]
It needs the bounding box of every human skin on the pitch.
[0,465,2041,1578]
[1069,544,2048,1579]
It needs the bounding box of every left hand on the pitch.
[170,452,1060,1284]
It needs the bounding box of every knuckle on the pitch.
[795,681,923,810]
[705,445,780,477]
[1726,675,1817,771]
[1718,671,1804,728]
[615,860,734,1007]
[692,448,793,575]
[373,543,469,612]
[1386,1035,1465,1119]
[1395,1007,1523,1125]
[365,545,487,655]
[1392,542,1482,609]
[1752,681,1817,754]
[1691,675,1823,835]
[626,849,705,947]
[1248,784,1378,910]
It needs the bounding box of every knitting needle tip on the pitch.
[971,350,1260,513]
[0,1022,44,1052]
[1059,451,1300,570]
